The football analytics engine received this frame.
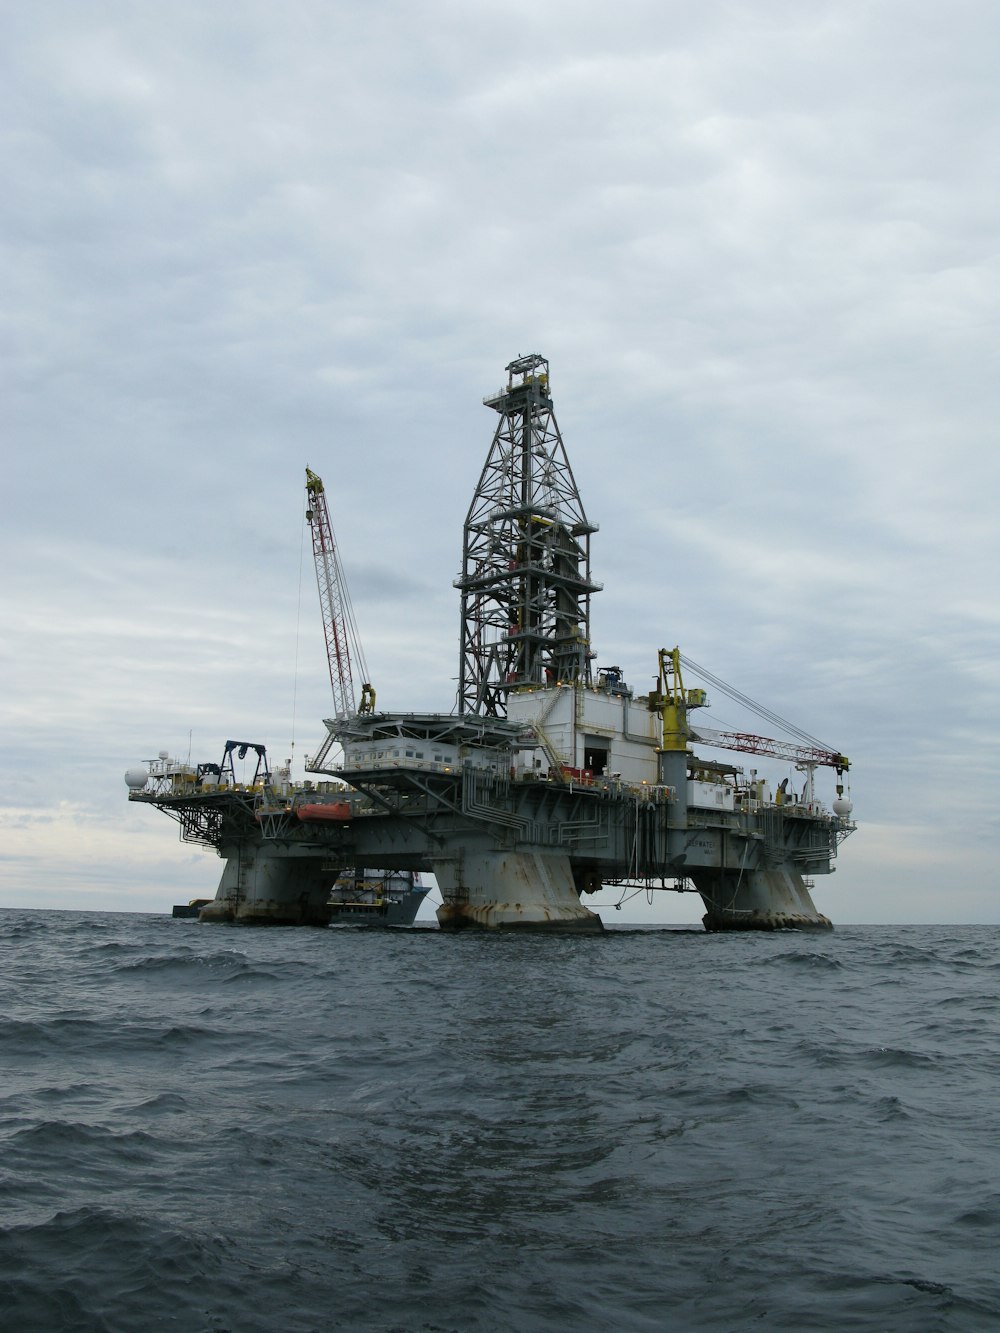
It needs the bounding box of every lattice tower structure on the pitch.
[456,355,601,717]
[305,468,369,720]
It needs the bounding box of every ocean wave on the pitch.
[0,1207,247,1331]
[1,912,998,1332]
[862,1046,941,1069]
[130,1091,191,1115]
[883,944,949,966]
[0,1014,240,1057]
[110,951,327,990]
[762,949,844,969]
[7,1119,162,1157]
[115,949,250,976]
[872,1094,912,1121]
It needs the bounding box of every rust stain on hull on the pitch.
[438,903,604,933]
[702,910,833,932]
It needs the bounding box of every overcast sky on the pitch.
[3,0,998,925]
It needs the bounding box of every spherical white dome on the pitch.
[124,767,149,790]
[832,796,853,818]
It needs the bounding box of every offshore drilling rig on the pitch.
[126,354,855,930]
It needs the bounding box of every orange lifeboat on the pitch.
[295,802,352,822]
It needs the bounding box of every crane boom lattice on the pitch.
[690,725,849,773]
[305,468,372,719]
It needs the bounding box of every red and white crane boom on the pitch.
[689,725,849,773]
[305,468,374,719]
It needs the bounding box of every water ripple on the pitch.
[0,911,996,1331]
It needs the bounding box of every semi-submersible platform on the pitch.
[126,354,855,932]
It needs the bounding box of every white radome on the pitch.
[832,796,853,818]
[124,767,149,790]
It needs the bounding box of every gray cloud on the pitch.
[4,1,999,921]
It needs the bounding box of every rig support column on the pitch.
[199,843,338,926]
[434,850,604,932]
[694,866,833,932]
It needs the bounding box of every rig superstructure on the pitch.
[127,354,855,930]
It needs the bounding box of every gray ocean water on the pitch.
[1,910,998,1332]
